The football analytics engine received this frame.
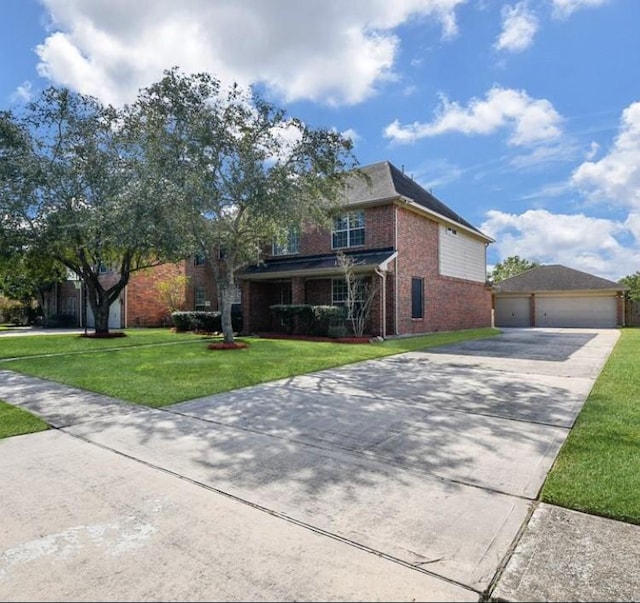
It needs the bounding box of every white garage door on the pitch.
[535,296,617,328]
[495,297,531,327]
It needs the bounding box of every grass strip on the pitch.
[541,328,640,524]
[0,400,49,439]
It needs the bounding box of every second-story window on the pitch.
[332,210,365,249]
[272,227,300,256]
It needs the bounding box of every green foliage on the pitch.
[270,304,346,336]
[619,271,640,301]
[171,309,242,333]
[490,255,539,283]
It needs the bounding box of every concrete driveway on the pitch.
[0,328,619,601]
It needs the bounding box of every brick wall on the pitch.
[282,204,396,257]
[126,262,188,327]
[394,206,492,334]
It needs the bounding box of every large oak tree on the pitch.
[1,89,181,334]
[136,69,359,343]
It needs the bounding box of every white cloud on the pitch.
[494,2,538,53]
[571,101,640,209]
[35,0,467,107]
[10,81,33,103]
[585,141,600,160]
[482,208,639,280]
[384,86,563,146]
[551,0,610,19]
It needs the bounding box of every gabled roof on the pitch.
[342,161,491,241]
[238,247,397,280]
[494,264,624,293]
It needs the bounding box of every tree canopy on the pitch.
[1,69,359,338]
[490,255,539,283]
[136,68,359,342]
[619,271,640,301]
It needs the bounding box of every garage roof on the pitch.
[493,264,624,293]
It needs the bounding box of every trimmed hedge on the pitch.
[270,304,346,337]
[172,307,243,333]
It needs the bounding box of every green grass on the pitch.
[0,328,203,359]
[0,400,49,439]
[3,328,499,407]
[541,327,640,524]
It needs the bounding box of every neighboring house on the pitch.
[54,160,494,336]
[238,161,494,337]
[493,264,626,328]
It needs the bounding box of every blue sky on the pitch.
[2,0,639,280]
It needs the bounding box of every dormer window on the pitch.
[332,210,365,249]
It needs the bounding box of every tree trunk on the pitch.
[219,263,237,344]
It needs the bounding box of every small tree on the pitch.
[490,255,539,283]
[154,273,190,313]
[336,251,379,337]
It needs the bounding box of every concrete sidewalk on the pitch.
[0,328,638,601]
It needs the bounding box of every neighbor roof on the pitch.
[494,264,624,293]
[342,161,489,239]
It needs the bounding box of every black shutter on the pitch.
[411,278,424,319]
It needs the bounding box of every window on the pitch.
[332,210,365,249]
[411,277,424,319]
[332,277,365,306]
[194,286,207,311]
[194,253,206,266]
[272,228,300,256]
[232,283,242,304]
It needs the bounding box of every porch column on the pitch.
[291,277,305,304]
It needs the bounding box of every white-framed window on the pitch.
[332,210,365,249]
[194,286,207,311]
[232,283,242,304]
[272,228,300,256]
[331,277,365,306]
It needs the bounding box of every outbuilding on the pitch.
[493,264,625,328]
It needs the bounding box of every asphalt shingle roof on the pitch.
[494,264,624,293]
[342,161,486,236]
[238,248,396,279]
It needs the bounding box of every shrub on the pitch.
[171,308,243,333]
[171,311,222,333]
[270,304,347,337]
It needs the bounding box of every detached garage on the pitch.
[493,264,625,328]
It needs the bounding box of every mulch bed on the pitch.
[207,341,249,350]
[79,331,127,339]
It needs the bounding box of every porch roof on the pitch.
[238,247,397,281]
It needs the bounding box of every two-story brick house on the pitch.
[53,160,493,336]
[238,160,494,337]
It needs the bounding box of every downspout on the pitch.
[394,204,399,335]
[124,284,128,328]
[374,267,386,339]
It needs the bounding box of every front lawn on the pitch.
[3,328,499,407]
[0,328,203,359]
[0,400,49,439]
[541,327,640,524]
